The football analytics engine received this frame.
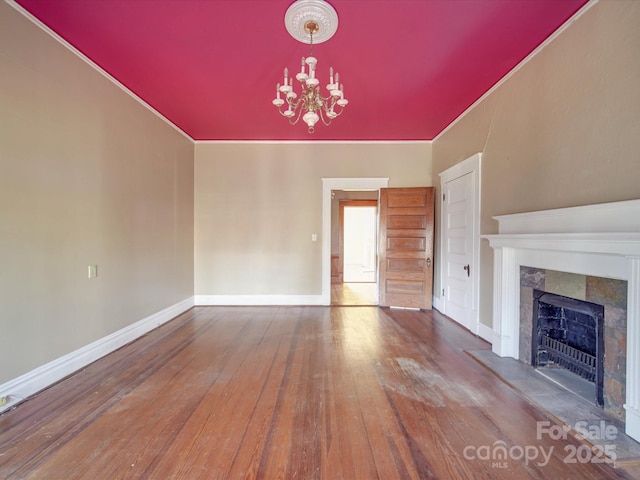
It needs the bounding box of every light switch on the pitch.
[311,234,317,242]
[88,265,98,278]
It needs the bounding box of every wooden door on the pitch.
[378,187,435,309]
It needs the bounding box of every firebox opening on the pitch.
[531,289,604,407]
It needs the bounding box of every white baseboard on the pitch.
[195,294,324,306]
[432,295,445,313]
[477,322,496,345]
[0,296,194,413]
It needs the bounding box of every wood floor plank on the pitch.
[0,306,636,479]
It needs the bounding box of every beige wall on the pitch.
[194,142,431,296]
[432,0,640,327]
[0,2,194,383]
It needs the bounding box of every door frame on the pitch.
[438,153,481,333]
[322,178,389,305]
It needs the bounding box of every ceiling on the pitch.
[13,0,588,142]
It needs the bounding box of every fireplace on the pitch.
[531,290,605,407]
[482,198,640,443]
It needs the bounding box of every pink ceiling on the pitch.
[15,0,588,141]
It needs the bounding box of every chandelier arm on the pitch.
[330,94,347,116]
[277,103,294,119]
[288,99,305,126]
[319,94,340,125]
[320,97,333,127]
[318,107,330,127]
[329,103,344,118]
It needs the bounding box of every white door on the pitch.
[442,172,475,331]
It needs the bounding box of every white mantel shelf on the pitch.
[484,232,640,256]
[482,199,640,442]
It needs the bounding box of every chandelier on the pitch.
[272,0,347,133]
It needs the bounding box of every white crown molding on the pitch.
[193,140,433,145]
[433,0,599,143]
[0,297,194,414]
[6,0,193,142]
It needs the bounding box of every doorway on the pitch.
[332,200,378,306]
[332,196,378,306]
[321,178,389,306]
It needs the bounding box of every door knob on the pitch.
[426,257,431,268]
[463,264,470,277]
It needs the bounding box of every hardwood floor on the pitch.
[0,306,637,479]
[331,282,378,306]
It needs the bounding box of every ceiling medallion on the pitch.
[284,0,338,44]
[272,0,347,133]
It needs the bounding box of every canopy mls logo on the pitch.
[463,420,618,468]
[463,441,553,468]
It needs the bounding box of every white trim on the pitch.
[627,256,640,441]
[194,140,432,145]
[0,297,194,414]
[438,153,482,334]
[433,0,598,143]
[321,178,389,305]
[195,295,323,306]
[477,322,495,345]
[6,0,193,142]
[432,294,444,312]
[493,199,640,234]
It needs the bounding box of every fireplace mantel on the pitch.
[483,199,640,442]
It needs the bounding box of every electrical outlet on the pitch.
[88,265,98,279]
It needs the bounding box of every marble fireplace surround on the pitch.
[483,199,640,442]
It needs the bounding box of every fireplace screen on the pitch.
[531,290,604,407]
